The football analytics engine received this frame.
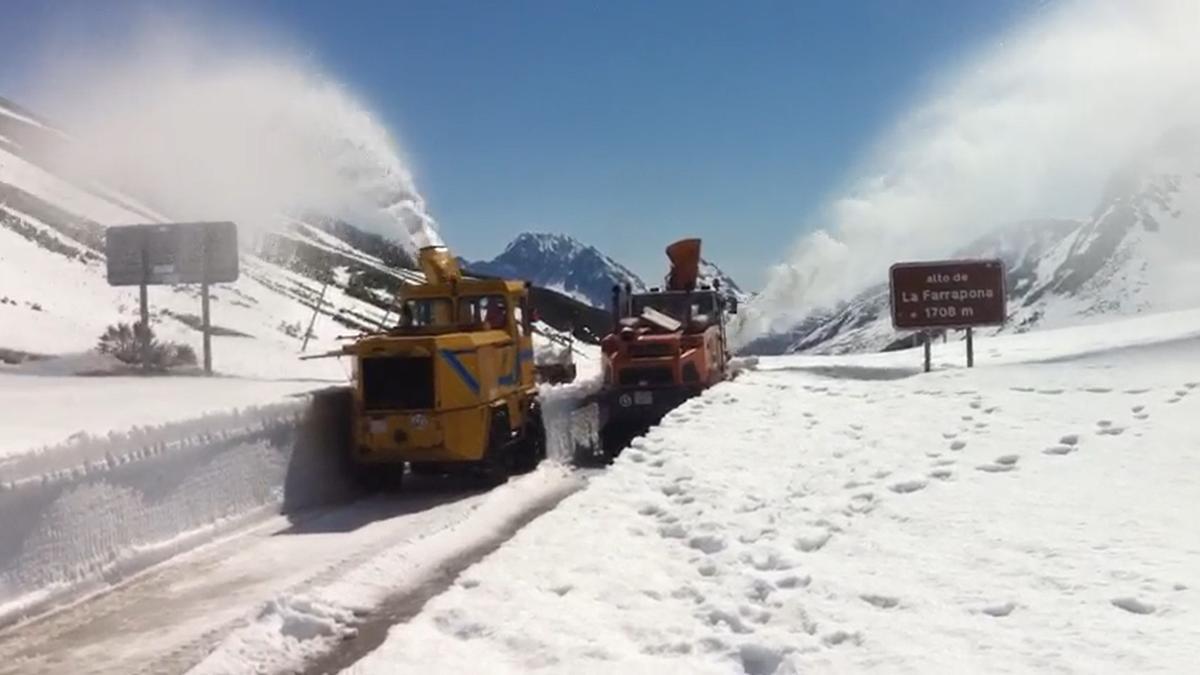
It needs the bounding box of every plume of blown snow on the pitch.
[742,0,1200,341]
[29,13,440,253]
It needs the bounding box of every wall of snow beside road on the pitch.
[0,378,357,627]
[347,311,1200,674]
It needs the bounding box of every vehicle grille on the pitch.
[361,356,434,411]
[618,366,675,387]
[628,343,676,358]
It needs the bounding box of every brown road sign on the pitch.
[889,259,1007,330]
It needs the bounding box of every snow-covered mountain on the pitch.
[467,232,749,310]
[465,233,645,309]
[741,135,1200,356]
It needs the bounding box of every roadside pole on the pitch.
[966,327,975,368]
[139,245,151,372]
[301,277,329,353]
[923,332,932,373]
[201,232,213,375]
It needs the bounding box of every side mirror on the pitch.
[728,297,739,315]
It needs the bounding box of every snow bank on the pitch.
[347,317,1200,673]
[0,388,362,627]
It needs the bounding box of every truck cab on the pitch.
[343,246,543,485]
[595,239,735,455]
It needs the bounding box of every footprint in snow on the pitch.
[1060,434,1081,446]
[889,478,928,494]
[774,574,811,589]
[929,469,953,480]
[981,602,1016,617]
[1043,445,1075,456]
[976,463,1015,473]
[1111,597,1156,615]
[860,594,900,609]
[739,644,785,675]
[688,535,727,555]
[1132,405,1146,413]
[794,528,833,552]
[659,524,688,539]
[822,630,862,647]
[949,440,968,451]
[995,454,1019,466]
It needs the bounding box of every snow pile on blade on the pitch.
[345,308,1200,674]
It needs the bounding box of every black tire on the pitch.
[511,404,547,474]
[349,458,405,493]
[599,420,645,461]
[478,407,513,487]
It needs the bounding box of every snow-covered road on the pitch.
[0,468,582,675]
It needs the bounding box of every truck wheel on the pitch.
[478,408,513,486]
[350,458,404,492]
[512,405,547,474]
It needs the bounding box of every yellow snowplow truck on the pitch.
[314,246,546,489]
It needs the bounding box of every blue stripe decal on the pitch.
[499,346,532,386]
[439,349,481,394]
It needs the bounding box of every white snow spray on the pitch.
[741,0,1200,342]
[29,14,440,254]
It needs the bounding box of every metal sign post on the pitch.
[201,230,212,375]
[889,259,1006,373]
[139,245,151,372]
[301,277,329,353]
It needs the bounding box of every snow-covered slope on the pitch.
[346,308,1200,674]
[743,134,1200,356]
[739,219,1080,355]
[0,96,431,378]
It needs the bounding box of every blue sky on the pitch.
[0,0,1040,287]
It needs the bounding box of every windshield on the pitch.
[396,295,512,331]
[396,298,454,328]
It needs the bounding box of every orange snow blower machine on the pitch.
[587,238,737,460]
